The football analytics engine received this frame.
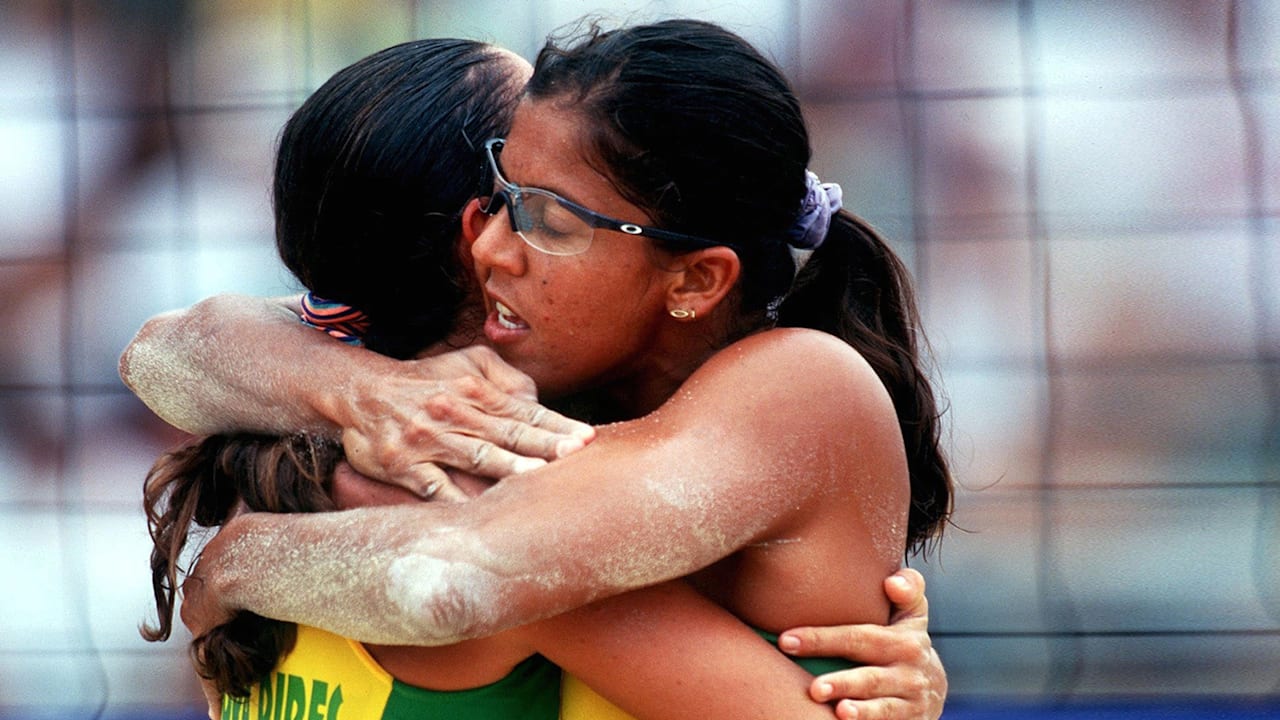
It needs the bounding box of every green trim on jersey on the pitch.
[219,625,559,720]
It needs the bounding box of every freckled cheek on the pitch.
[532,274,587,312]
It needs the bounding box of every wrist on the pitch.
[306,344,399,433]
[202,516,246,610]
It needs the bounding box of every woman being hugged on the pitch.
[159,20,951,720]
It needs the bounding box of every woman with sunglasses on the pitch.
[126,25,950,720]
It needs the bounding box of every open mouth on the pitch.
[494,300,527,330]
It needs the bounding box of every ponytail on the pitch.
[778,210,952,557]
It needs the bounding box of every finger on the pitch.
[779,623,905,662]
[344,440,470,502]
[500,413,592,460]
[810,665,902,703]
[517,401,596,443]
[426,400,587,466]
[834,697,913,720]
[452,435,548,479]
[468,394,595,451]
[485,410,586,463]
[440,374,594,444]
[884,568,928,623]
[402,462,470,502]
[330,461,420,508]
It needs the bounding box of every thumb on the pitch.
[885,568,928,622]
[467,348,538,401]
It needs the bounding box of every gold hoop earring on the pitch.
[669,308,695,320]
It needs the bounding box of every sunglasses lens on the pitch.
[509,190,592,256]
[484,140,593,256]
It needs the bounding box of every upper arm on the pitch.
[420,329,890,628]
[120,293,338,434]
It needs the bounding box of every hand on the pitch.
[195,673,221,720]
[778,569,946,720]
[330,461,427,509]
[181,570,233,719]
[178,534,236,659]
[335,346,595,499]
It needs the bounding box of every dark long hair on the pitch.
[274,38,525,358]
[528,19,952,555]
[141,38,526,698]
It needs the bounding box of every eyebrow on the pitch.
[498,144,615,212]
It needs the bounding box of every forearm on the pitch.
[204,460,745,647]
[207,505,555,646]
[530,582,837,720]
[119,293,381,435]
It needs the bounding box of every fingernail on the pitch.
[778,634,800,653]
[814,682,833,700]
[512,457,548,474]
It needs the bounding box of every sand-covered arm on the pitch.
[120,292,373,435]
[120,293,594,492]
[187,328,902,644]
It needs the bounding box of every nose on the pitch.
[470,203,528,280]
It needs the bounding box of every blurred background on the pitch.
[0,0,1275,718]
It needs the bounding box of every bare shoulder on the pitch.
[687,327,893,418]
[649,326,903,485]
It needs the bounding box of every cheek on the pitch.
[530,264,595,311]
[529,255,663,336]
[530,277,565,321]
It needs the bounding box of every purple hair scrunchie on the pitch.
[786,170,843,275]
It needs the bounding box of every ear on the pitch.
[461,197,489,245]
[666,246,740,319]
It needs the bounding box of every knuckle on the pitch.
[371,443,402,469]
[504,419,527,446]
[910,637,934,664]
[903,668,930,695]
[422,392,459,421]
[863,667,887,696]
[453,374,490,400]
[464,344,498,362]
[471,442,493,469]
[415,476,443,498]
[899,636,923,660]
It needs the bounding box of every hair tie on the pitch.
[299,292,369,346]
[787,170,843,275]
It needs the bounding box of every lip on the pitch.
[483,290,531,344]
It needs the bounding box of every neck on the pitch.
[552,335,720,423]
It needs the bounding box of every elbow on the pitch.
[385,553,513,646]
[117,334,139,394]
[118,311,202,432]
[119,309,175,393]
[119,295,241,433]
[119,307,178,396]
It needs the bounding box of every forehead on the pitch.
[501,100,619,208]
